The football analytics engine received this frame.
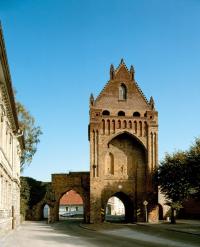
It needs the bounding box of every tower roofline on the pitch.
[114,58,130,74]
[92,60,150,106]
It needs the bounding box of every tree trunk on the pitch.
[170,207,176,224]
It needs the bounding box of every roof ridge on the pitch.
[115,58,130,74]
[134,81,149,104]
[94,80,110,103]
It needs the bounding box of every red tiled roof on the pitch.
[60,190,83,205]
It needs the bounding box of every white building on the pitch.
[106,196,125,216]
[59,190,83,217]
[0,24,24,234]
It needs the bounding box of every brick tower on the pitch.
[89,59,158,223]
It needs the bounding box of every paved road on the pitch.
[0,219,200,247]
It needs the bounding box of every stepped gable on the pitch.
[114,58,130,80]
[93,59,150,108]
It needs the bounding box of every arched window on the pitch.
[118,111,125,116]
[119,84,127,100]
[102,110,110,116]
[133,112,140,117]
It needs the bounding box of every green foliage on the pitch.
[156,151,191,203]
[154,142,200,224]
[20,177,30,216]
[20,177,47,217]
[154,137,200,219]
[16,101,42,170]
[187,138,200,198]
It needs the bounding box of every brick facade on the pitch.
[27,60,159,224]
[29,172,90,223]
[89,60,158,223]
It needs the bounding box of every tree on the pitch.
[154,151,190,223]
[20,177,48,219]
[187,138,200,199]
[16,101,42,170]
[155,138,200,223]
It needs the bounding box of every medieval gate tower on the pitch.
[89,59,158,223]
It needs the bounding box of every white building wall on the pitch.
[0,26,22,233]
[0,100,21,233]
[59,205,83,215]
[107,197,125,215]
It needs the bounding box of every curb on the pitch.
[79,223,97,231]
[137,223,200,236]
[166,228,200,236]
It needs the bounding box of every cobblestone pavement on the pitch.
[0,219,200,247]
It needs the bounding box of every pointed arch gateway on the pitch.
[107,131,147,179]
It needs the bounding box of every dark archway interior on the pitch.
[158,204,163,220]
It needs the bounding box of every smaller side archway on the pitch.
[43,204,50,219]
[31,200,54,222]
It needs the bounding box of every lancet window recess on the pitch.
[123,120,127,129]
[102,119,105,134]
[144,122,147,137]
[92,130,99,177]
[118,120,121,129]
[119,84,127,100]
[106,152,114,175]
[107,120,110,135]
[112,120,115,133]
[134,121,137,134]
[139,121,142,137]
[151,132,154,171]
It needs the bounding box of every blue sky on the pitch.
[1,0,200,181]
